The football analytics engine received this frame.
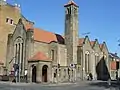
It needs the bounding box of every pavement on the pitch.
[0,80,120,90]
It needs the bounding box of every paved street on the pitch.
[0,81,120,90]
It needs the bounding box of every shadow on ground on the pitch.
[89,81,120,89]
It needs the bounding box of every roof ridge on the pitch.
[33,27,63,36]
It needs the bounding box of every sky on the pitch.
[7,0,120,56]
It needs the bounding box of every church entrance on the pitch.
[42,65,48,82]
[32,65,37,82]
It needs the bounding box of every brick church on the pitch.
[0,0,111,83]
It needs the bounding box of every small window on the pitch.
[10,19,13,24]
[67,7,71,15]
[6,18,9,23]
[6,18,14,25]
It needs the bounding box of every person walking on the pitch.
[89,73,93,81]
[24,69,28,83]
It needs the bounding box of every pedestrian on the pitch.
[89,73,93,81]
[116,71,118,80]
[87,74,89,80]
[24,69,28,83]
[108,78,111,86]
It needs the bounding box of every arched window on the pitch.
[67,7,71,15]
[14,37,24,74]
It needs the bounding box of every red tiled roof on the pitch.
[33,28,57,43]
[90,41,95,47]
[24,23,104,49]
[28,52,51,61]
[64,0,78,7]
[25,23,34,30]
[78,38,84,46]
[99,44,103,49]
[25,26,65,44]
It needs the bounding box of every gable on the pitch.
[102,42,109,53]
[78,38,84,46]
[93,39,101,51]
[99,44,103,50]
[90,41,95,48]
[84,36,91,47]
[12,19,26,41]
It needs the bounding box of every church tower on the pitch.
[64,0,79,66]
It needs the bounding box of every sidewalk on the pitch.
[0,80,102,87]
[43,82,76,86]
[0,81,76,86]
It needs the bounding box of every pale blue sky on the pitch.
[8,0,120,56]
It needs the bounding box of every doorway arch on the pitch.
[32,65,37,82]
[42,65,48,82]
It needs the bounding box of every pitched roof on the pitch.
[24,22,65,44]
[23,20,105,48]
[33,28,57,43]
[64,0,78,7]
[90,41,95,47]
[109,53,120,60]
[78,38,84,46]
[25,23,34,30]
[28,52,51,61]
[33,28,64,44]
[99,44,103,50]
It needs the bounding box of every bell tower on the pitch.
[64,0,79,66]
